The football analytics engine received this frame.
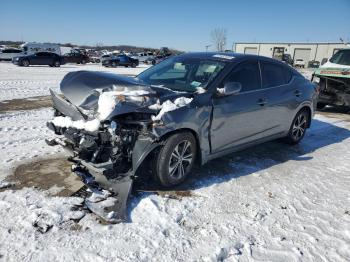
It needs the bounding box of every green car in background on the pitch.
[313,48,350,109]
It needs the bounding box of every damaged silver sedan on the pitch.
[46,52,318,222]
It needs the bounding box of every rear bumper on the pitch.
[318,92,350,106]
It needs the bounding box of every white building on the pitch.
[233,42,347,66]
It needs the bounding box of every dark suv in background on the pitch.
[63,51,90,64]
[102,54,139,68]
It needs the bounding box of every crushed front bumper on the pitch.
[46,120,134,223]
[70,158,133,223]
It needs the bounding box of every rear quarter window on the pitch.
[260,62,291,88]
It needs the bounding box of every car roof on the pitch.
[178,52,287,64]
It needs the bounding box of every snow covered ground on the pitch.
[0,62,149,101]
[0,62,349,261]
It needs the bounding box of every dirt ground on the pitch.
[0,95,53,113]
[1,158,84,197]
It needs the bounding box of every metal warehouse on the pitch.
[233,42,346,66]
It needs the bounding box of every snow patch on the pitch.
[52,116,100,132]
[97,89,149,120]
[196,87,206,94]
[151,97,193,121]
[0,188,85,234]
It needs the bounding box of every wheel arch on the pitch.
[132,128,202,177]
[158,128,202,165]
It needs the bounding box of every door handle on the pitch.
[257,98,267,106]
[294,90,302,97]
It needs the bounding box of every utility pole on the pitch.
[205,45,211,52]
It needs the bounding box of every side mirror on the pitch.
[321,58,328,65]
[218,82,242,96]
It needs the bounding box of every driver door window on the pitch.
[224,62,261,92]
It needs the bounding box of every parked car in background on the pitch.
[0,48,24,61]
[89,56,101,63]
[46,52,317,222]
[131,52,154,63]
[282,54,294,66]
[101,54,113,63]
[294,59,306,68]
[102,54,139,67]
[12,52,65,67]
[63,51,89,64]
[308,60,320,68]
[145,55,171,65]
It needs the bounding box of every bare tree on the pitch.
[211,28,227,52]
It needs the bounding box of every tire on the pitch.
[81,59,86,64]
[152,60,156,65]
[131,62,136,68]
[96,59,100,63]
[316,103,327,110]
[22,59,29,67]
[53,60,60,67]
[154,132,197,187]
[285,109,309,145]
[112,61,117,67]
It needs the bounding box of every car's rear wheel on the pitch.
[53,60,60,67]
[22,59,29,67]
[154,132,197,187]
[285,109,309,144]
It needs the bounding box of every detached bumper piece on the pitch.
[70,159,133,224]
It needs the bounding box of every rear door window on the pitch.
[224,61,261,92]
[260,62,290,88]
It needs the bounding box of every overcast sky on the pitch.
[1,0,349,51]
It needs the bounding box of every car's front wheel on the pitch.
[154,132,197,187]
[131,62,137,68]
[22,59,29,67]
[112,61,118,67]
[53,60,60,67]
[285,109,309,144]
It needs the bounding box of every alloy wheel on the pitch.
[292,113,307,140]
[168,140,193,180]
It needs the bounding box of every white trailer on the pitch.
[21,42,61,55]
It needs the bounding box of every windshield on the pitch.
[329,49,350,65]
[137,56,226,92]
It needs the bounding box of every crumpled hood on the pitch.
[61,71,152,107]
[58,71,191,120]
